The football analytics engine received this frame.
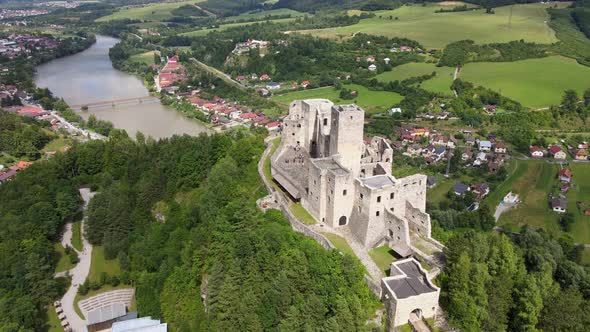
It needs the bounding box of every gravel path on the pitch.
[61,222,73,250]
[59,188,96,332]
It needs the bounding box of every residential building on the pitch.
[551,197,567,213]
[453,183,470,196]
[549,145,566,160]
[530,146,544,158]
[478,140,492,152]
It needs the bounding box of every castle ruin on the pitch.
[271,99,433,255]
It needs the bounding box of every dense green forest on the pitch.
[0,128,379,331]
[0,111,52,160]
[441,229,590,332]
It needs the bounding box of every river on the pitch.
[35,35,209,139]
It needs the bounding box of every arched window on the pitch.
[339,216,347,226]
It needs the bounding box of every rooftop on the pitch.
[334,104,363,113]
[360,175,396,189]
[384,259,437,299]
[86,303,127,326]
[312,158,349,176]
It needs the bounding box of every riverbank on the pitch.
[35,35,209,139]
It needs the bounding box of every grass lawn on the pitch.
[300,3,565,49]
[581,247,590,265]
[263,138,281,185]
[45,305,63,332]
[290,202,317,225]
[271,84,403,114]
[392,165,423,178]
[42,137,72,153]
[129,51,158,65]
[497,161,561,234]
[88,246,121,283]
[54,243,75,273]
[427,174,473,208]
[222,8,305,22]
[567,163,590,243]
[71,221,83,252]
[369,245,397,275]
[321,232,356,257]
[548,8,590,66]
[376,62,455,95]
[180,17,297,37]
[96,0,205,22]
[461,56,590,108]
[484,159,526,208]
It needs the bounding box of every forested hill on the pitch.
[0,128,379,331]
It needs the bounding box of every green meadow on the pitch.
[300,3,566,49]
[376,62,455,95]
[96,0,205,22]
[460,56,590,108]
[222,8,305,22]
[271,84,403,113]
[180,17,297,37]
[496,161,590,244]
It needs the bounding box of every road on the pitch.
[189,58,246,91]
[59,188,96,332]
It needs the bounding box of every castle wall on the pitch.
[385,210,411,247]
[325,172,354,228]
[405,201,431,238]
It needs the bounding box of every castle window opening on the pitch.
[390,193,394,199]
[339,216,347,226]
[343,189,347,196]
[386,158,390,162]
[377,196,381,203]
[388,230,393,237]
[323,118,328,126]
[376,211,380,217]
[360,193,364,199]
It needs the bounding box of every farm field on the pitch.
[376,62,455,95]
[222,8,305,21]
[271,84,403,113]
[460,56,590,108]
[180,17,296,37]
[496,161,590,243]
[96,0,205,22]
[299,3,566,49]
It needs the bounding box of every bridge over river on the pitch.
[71,96,160,110]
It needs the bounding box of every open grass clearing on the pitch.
[271,84,403,114]
[88,246,121,284]
[45,305,63,332]
[299,3,566,49]
[460,56,590,108]
[263,138,281,187]
[42,137,72,153]
[54,243,75,273]
[369,245,397,275]
[71,220,83,252]
[548,8,590,66]
[321,232,356,257]
[129,51,158,65]
[567,163,590,244]
[581,247,590,265]
[376,62,455,95]
[427,174,474,208]
[96,0,205,22]
[484,159,525,208]
[290,202,317,225]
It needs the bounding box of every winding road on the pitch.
[58,188,96,332]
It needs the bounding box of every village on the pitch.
[0,33,61,59]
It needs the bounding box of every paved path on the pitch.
[59,188,96,332]
[410,313,431,332]
[494,202,517,221]
[61,222,73,249]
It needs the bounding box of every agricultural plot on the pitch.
[460,56,590,108]
[129,51,158,65]
[376,62,455,95]
[568,163,590,244]
[271,84,403,114]
[96,0,205,22]
[299,3,565,49]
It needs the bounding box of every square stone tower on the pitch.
[329,104,365,176]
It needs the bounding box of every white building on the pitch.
[381,258,440,330]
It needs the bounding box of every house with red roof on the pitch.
[574,149,588,160]
[240,112,257,121]
[530,146,544,158]
[549,145,566,160]
[265,121,281,131]
[301,80,311,88]
[558,168,572,183]
[260,74,270,81]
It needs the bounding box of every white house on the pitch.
[368,64,377,72]
[478,140,492,152]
